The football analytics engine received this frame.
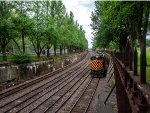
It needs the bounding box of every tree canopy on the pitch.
[91,1,150,50]
[0,1,88,61]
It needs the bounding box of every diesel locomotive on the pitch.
[90,52,107,77]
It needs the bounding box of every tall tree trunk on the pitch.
[69,45,71,53]
[20,2,25,53]
[142,7,149,66]
[64,46,65,54]
[37,52,40,58]
[54,43,56,56]
[60,45,62,55]
[70,45,72,53]
[2,45,7,61]
[47,45,50,57]
[140,35,146,83]
[22,29,25,53]
[46,1,50,57]
[35,1,40,58]
[67,46,70,53]
[130,32,135,50]
[137,3,146,83]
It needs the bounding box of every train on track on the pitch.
[90,51,107,77]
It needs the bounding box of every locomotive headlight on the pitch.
[96,55,99,59]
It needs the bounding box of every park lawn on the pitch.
[138,48,150,83]
[146,48,150,83]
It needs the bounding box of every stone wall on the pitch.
[0,53,85,84]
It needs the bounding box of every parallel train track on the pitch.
[0,52,102,113]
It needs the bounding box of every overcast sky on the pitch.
[62,0,95,48]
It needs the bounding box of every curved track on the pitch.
[0,52,103,113]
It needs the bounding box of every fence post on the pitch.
[113,57,132,113]
[140,46,146,84]
[125,42,130,67]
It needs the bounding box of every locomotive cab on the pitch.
[90,54,106,77]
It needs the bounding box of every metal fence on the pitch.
[107,43,150,113]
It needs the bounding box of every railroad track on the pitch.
[0,52,103,113]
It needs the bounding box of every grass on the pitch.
[0,52,80,64]
[137,48,150,83]
[0,56,13,63]
[0,55,50,64]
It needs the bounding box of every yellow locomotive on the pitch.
[90,52,107,77]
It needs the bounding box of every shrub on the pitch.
[12,53,31,64]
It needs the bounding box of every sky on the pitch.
[62,0,95,48]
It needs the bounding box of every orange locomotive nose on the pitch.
[90,59,104,71]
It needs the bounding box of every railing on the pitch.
[107,44,150,113]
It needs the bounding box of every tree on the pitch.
[91,1,150,83]
[0,1,88,61]
[91,1,150,51]
[29,1,47,58]
[0,1,14,61]
[11,1,32,53]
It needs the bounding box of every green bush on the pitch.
[12,53,31,64]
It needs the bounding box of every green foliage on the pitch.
[91,1,150,50]
[137,48,150,83]
[0,1,15,61]
[12,53,31,64]
[109,41,119,50]
[146,39,150,47]
[0,1,88,62]
[91,1,121,49]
